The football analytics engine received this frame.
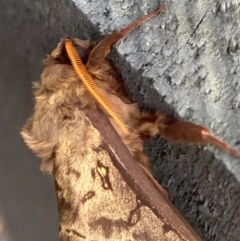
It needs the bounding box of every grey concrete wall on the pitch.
[1,0,240,241]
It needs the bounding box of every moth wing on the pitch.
[54,108,201,241]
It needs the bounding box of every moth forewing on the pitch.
[51,103,202,240]
[83,107,202,241]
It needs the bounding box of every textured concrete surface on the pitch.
[1,0,240,241]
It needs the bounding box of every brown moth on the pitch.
[21,4,240,241]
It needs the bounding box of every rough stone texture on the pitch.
[1,0,240,241]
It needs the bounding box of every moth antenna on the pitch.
[87,4,166,70]
[65,39,129,134]
[202,130,240,158]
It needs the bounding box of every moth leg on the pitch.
[87,5,165,72]
[138,111,240,158]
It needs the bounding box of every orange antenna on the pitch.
[65,39,129,134]
[64,5,166,134]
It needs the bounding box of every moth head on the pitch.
[46,37,92,65]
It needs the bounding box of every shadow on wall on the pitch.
[0,0,98,240]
